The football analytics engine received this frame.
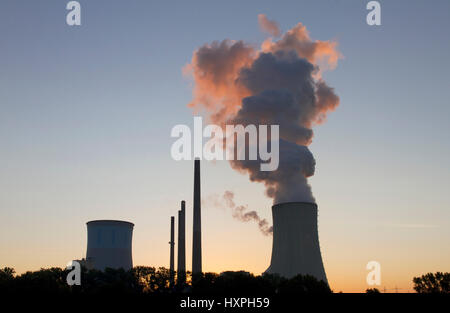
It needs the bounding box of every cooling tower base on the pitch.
[265,202,328,284]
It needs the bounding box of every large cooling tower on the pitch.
[265,202,328,283]
[86,220,134,271]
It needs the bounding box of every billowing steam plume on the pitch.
[185,16,341,204]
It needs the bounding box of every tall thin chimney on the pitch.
[192,159,202,275]
[169,216,175,286]
[177,200,186,284]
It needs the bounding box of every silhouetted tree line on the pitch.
[4,267,447,294]
[0,266,330,295]
[191,271,330,294]
[413,272,449,294]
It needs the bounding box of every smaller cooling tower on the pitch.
[86,220,134,271]
[265,202,327,283]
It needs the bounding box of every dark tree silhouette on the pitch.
[12,267,70,294]
[0,267,15,281]
[413,272,449,294]
[191,271,330,294]
[0,266,331,295]
[277,274,331,294]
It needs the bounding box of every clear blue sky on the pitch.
[0,0,449,292]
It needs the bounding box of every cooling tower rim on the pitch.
[272,201,317,209]
[87,220,134,227]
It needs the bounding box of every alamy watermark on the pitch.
[66,260,81,286]
[366,261,381,286]
[366,1,381,26]
[66,1,81,26]
[65,1,381,27]
[170,117,279,171]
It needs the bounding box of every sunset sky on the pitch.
[1,0,449,293]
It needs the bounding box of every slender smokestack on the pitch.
[192,159,202,275]
[177,200,186,284]
[169,216,175,286]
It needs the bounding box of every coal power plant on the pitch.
[85,220,134,270]
[80,158,328,285]
[165,159,328,283]
[265,202,327,283]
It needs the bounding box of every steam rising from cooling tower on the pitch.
[184,15,340,204]
[185,16,339,282]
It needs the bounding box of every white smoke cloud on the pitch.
[186,16,341,205]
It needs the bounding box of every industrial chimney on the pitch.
[86,220,134,271]
[177,200,186,284]
[192,159,202,275]
[265,202,328,283]
[169,216,175,285]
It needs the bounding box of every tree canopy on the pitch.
[413,272,449,294]
[0,266,330,295]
